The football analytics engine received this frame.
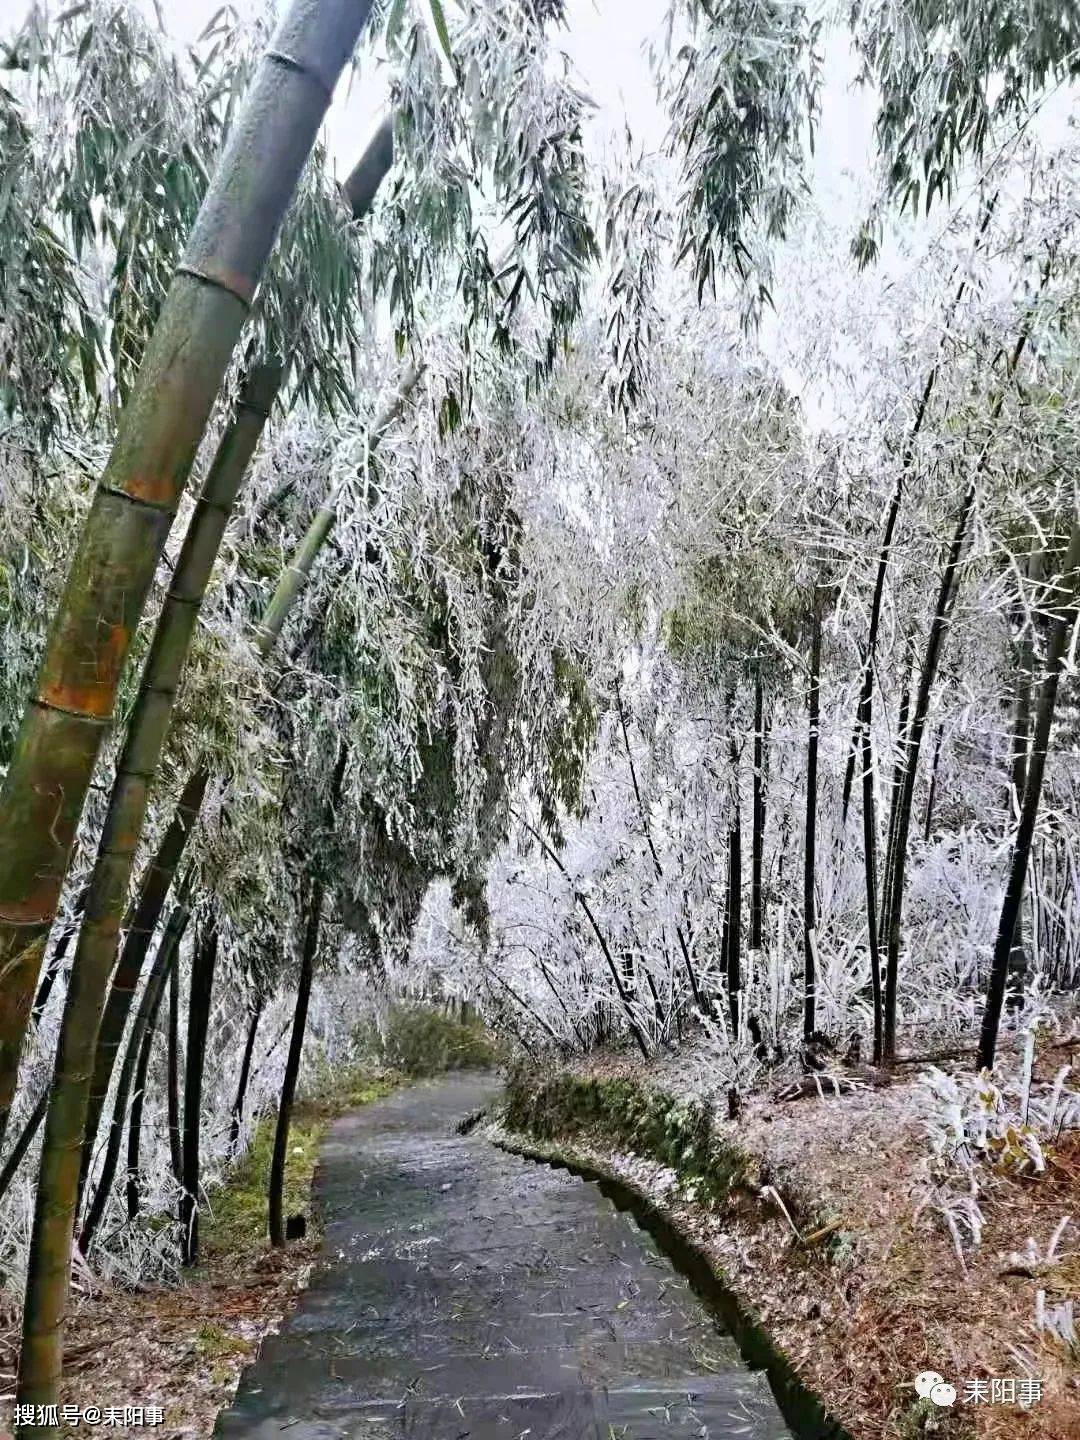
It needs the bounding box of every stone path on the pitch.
[215,1073,794,1439]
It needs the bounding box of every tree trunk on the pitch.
[79,887,189,1254]
[978,518,1080,1070]
[230,998,265,1153]
[0,4,372,1170]
[167,948,183,1188]
[180,916,219,1267]
[803,601,822,1040]
[750,673,767,954]
[127,902,191,1221]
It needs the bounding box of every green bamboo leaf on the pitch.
[425,0,453,68]
[386,0,407,46]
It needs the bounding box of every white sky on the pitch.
[0,1,877,190]
[4,0,1071,430]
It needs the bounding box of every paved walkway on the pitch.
[215,1073,793,1439]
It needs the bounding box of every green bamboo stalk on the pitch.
[14,8,374,1426]
[80,879,192,1254]
[77,114,400,1192]
[128,900,191,1219]
[0,1,375,1166]
[76,366,281,1197]
[80,362,419,1205]
[253,364,421,656]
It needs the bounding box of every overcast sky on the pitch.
[11,0,1070,428]
[3,0,878,197]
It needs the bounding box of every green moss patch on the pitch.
[205,1069,399,1261]
[503,1068,749,1208]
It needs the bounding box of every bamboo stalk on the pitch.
[882,319,1034,1060]
[268,743,347,1247]
[180,916,218,1267]
[166,951,182,1187]
[268,880,322,1249]
[0,5,375,1166]
[76,116,403,1186]
[978,517,1080,1070]
[14,7,375,1423]
[803,598,822,1040]
[860,726,884,1062]
[750,671,767,954]
[127,902,191,1219]
[77,366,280,1200]
[80,881,191,1253]
[229,998,265,1153]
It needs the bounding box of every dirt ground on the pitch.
[493,1036,1080,1440]
[0,1240,317,1440]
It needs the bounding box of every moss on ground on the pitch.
[503,1067,749,1207]
[204,1070,399,1261]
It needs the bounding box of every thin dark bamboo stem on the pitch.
[229,999,264,1153]
[126,908,187,1220]
[978,519,1080,1070]
[923,724,944,842]
[803,601,822,1041]
[166,950,182,1187]
[860,726,884,1062]
[180,916,218,1266]
[750,673,767,953]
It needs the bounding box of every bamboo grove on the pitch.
[0,1,1078,1433]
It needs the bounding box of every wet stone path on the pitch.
[216,1073,793,1440]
